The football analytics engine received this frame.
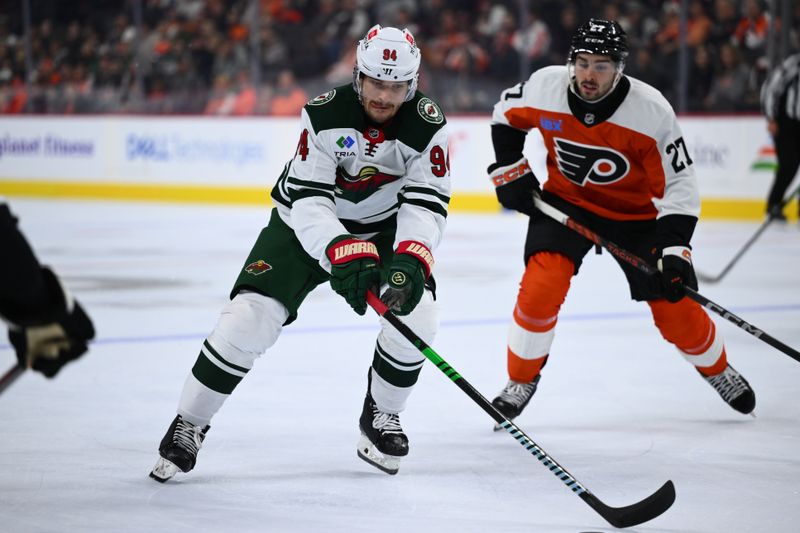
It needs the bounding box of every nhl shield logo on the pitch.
[363,127,385,143]
[245,259,273,275]
[308,90,336,106]
[417,98,444,124]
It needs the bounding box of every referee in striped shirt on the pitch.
[761,52,800,220]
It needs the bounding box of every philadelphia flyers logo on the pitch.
[554,138,630,186]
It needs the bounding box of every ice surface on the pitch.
[1,199,798,533]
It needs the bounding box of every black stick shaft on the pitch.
[533,196,800,363]
[366,291,674,528]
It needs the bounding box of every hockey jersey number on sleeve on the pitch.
[664,136,693,173]
[502,81,527,101]
[429,145,449,178]
[295,129,310,161]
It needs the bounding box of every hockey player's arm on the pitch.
[0,203,95,376]
[652,115,700,301]
[286,110,350,271]
[488,81,540,215]
[385,128,450,314]
[488,124,540,215]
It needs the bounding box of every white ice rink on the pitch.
[1,198,798,533]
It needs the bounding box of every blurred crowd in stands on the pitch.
[1,0,798,115]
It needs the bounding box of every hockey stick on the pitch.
[533,195,800,364]
[0,363,24,395]
[697,183,800,283]
[366,291,675,529]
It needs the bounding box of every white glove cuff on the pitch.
[662,246,692,264]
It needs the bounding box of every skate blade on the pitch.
[149,457,180,483]
[357,434,401,475]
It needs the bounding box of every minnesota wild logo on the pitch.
[308,90,336,106]
[245,259,273,275]
[335,165,402,203]
[417,98,443,124]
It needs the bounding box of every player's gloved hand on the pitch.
[326,235,381,315]
[488,157,540,215]
[381,241,433,316]
[657,246,698,303]
[8,268,95,378]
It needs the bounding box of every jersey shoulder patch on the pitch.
[307,89,336,106]
[304,84,362,134]
[395,91,447,153]
[416,97,445,124]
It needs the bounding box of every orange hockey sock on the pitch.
[648,298,727,376]
[507,252,573,383]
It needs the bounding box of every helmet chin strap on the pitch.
[567,62,626,104]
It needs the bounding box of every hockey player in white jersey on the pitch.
[487,19,755,425]
[150,25,450,481]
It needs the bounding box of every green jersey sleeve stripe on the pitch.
[287,177,336,192]
[402,186,451,204]
[270,189,292,208]
[290,189,335,203]
[399,196,449,218]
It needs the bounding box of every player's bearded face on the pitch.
[361,76,408,123]
[573,53,617,101]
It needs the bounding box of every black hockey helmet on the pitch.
[568,18,628,64]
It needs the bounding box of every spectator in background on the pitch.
[512,8,551,72]
[547,5,578,65]
[487,32,521,85]
[686,0,712,48]
[0,0,773,116]
[204,73,236,115]
[705,42,754,111]
[626,46,672,101]
[268,69,308,116]
[688,44,715,111]
[734,0,769,64]
[708,0,740,50]
[231,70,256,115]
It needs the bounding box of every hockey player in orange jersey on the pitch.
[487,18,755,422]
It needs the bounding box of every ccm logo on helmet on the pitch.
[554,138,630,186]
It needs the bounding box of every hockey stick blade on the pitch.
[367,291,675,528]
[0,363,25,395]
[581,480,675,529]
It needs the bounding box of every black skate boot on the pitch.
[149,415,210,482]
[357,376,408,475]
[701,364,756,414]
[491,376,540,430]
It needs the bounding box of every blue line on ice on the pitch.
[1,303,797,350]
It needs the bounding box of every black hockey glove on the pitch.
[381,241,433,316]
[657,246,698,303]
[326,235,381,315]
[488,157,540,215]
[8,268,95,378]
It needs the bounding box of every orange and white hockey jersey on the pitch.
[492,65,700,222]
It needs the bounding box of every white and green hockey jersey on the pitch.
[271,84,451,272]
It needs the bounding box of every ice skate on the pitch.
[149,415,210,482]
[491,376,540,430]
[357,388,408,475]
[701,364,756,415]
